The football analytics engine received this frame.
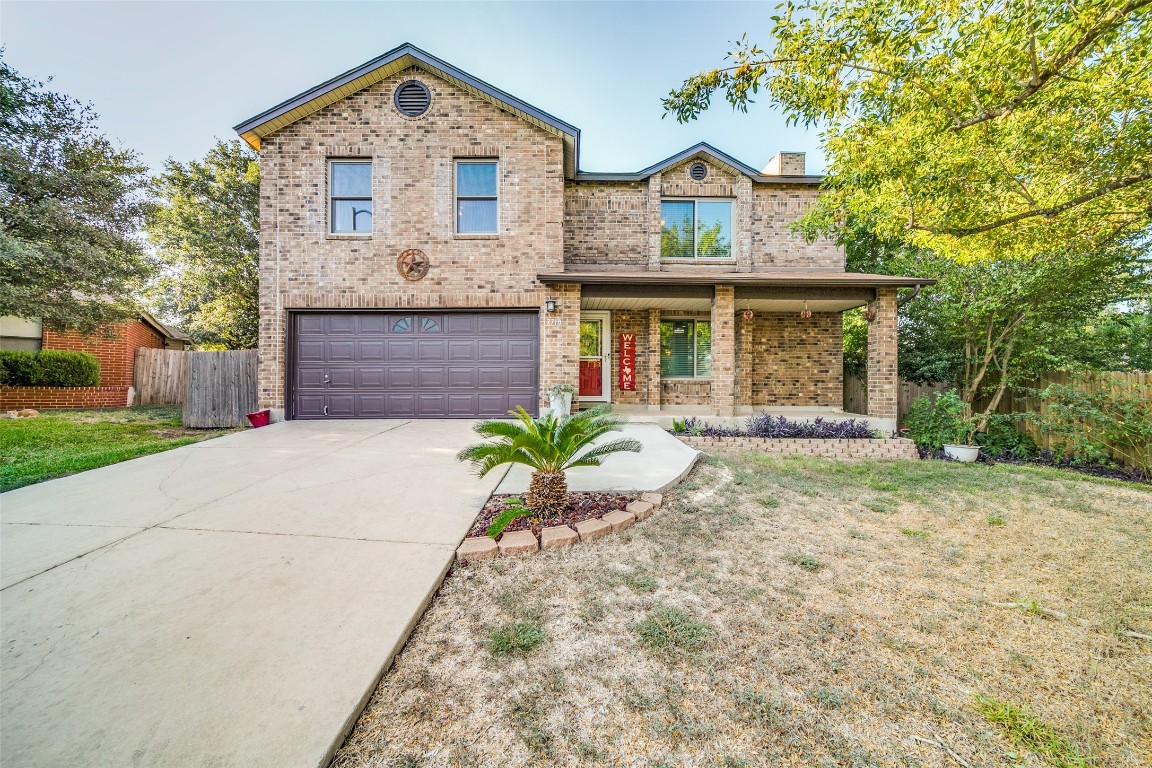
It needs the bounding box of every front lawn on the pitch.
[333,454,1152,768]
[0,405,237,492]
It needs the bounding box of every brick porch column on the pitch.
[737,312,753,408]
[711,285,736,416]
[866,287,898,420]
[646,308,661,410]
[540,283,581,414]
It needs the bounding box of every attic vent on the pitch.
[394,80,431,117]
[689,162,708,181]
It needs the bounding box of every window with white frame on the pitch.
[329,160,373,234]
[660,199,732,258]
[660,320,712,378]
[455,159,498,234]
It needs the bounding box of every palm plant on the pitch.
[457,405,642,518]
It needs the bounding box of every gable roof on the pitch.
[574,142,823,185]
[233,43,582,177]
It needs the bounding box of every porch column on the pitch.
[646,308,661,410]
[866,287,898,420]
[540,283,581,414]
[738,312,753,408]
[711,285,736,416]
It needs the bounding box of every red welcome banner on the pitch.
[619,333,636,391]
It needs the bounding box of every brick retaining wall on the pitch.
[678,435,919,460]
[1,386,132,410]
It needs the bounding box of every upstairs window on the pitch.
[455,160,498,234]
[329,161,372,234]
[660,320,712,378]
[660,199,732,258]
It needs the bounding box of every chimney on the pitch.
[762,152,806,176]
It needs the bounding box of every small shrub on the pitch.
[486,497,532,538]
[0,350,37,385]
[633,607,713,652]
[904,390,977,449]
[987,513,1006,526]
[978,414,1038,457]
[745,413,876,439]
[0,349,100,387]
[1035,377,1152,476]
[487,621,545,657]
[785,553,824,571]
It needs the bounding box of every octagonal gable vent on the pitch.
[394,80,431,117]
[689,162,708,181]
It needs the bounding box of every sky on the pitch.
[1,0,826,176]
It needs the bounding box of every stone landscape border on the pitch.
[456,492,663,562]
[676,435,919,459]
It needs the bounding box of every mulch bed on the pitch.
[467,492,637,538]
[919,447,1149,484]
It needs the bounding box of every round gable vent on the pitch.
[394,80,431,118]
[689,162,708,181]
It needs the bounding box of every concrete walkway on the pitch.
[496,423,698,494]
[1,420,501,768]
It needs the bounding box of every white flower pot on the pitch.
[943,444,980,462]
[549,392,572,419]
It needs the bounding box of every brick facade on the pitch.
[257,67,565,411]
[1,386,132,410]
[246,50,911,421]
[42,320,163,388]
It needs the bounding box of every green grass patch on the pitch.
[784,553,825,571]
[900,528,929,541]
[974,695,1092,767]
[634,607,714,653]
[0,406,234,492]
[987,512,1007,526]
[487,621,545,657]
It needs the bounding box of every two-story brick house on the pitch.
[235,44,931,429]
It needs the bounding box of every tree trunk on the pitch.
[526,471,568,519]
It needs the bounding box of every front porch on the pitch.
[541,270,930,435]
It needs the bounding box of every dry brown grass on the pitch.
[332,454,1152,768]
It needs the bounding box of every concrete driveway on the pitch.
[1,420,500,768]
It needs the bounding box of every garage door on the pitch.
[291,312,539,419]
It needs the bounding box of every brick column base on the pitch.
[711,285,736,416]
[866,287,898,420]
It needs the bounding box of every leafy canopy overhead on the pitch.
[0,55,152,333]
[664,0,1152,260]
[147,140,259,349]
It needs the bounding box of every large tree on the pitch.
[664,0,1152,261]
[0,56,152,333]
[147,140,259,349]
[840,222,1150,426]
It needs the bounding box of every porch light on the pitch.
[800,301,813,320]
[545,298,557,313]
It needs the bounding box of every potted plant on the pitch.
[548,383,575,418]
[942,407,982,462]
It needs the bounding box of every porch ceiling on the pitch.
[580,297,864,312]
[577,282,872,312]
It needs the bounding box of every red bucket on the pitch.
[246,409,271,428]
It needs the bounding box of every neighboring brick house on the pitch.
[0,312,191,409]
[234,44,931,429]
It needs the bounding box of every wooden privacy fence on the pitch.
[842,373,948,422]
[134,348,187,404]
[184,350,258,428]
[980,371,1152,455]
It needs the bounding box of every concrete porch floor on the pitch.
[607,404,897,434]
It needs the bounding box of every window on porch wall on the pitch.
[660,320,711,378]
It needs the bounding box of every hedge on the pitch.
[0,350,101,387]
